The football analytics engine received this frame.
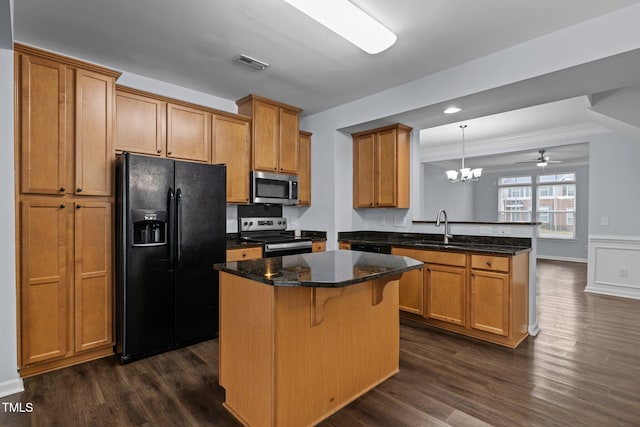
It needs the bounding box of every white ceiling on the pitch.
[11,0,640,167]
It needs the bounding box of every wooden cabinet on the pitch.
[391,247,424,315]
[311,241,326,252]
[15,45,118,376]
[19,52,115,197]
[236,94,303,175]
[74,202,113,352]
[20,200,68,365]
[352,123,411,208]
[212,114,251,204]
[470,254,511,337]
[392,246,529,348]
[298,130,312,206]
[338,241,351,250]
[226,246,263,262]
[115,89,164,155]
[167,103,211,163]
[75,69,114,196]
[116,86,252,203]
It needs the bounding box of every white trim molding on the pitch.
[0,378,24,398]
[587,235,640,300]
[537,255,588,263]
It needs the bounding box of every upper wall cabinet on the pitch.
[236,94,303,175]
[212,114,252,204]
[115,86,252,203]
[298,130,312,206]
[352,123,412,208]
[115,89,165,156]
[16,45,119,197]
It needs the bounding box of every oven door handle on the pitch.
[264,241,313,252]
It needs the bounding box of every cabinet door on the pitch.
[470,270,510,336]
[74,202,113,352]
[426,264,466,326]
[278,107,299,174]
[353,133,375,208]
[167,103,211,162]
[20,55,67,195]
[115,90,164,155]
[21,201,68,364]
[298,131,311,205]
[375,128,397,207]
[212,114,251,203]
[75,69,114,196]
[252,100,279,172]
[391,247,424,315]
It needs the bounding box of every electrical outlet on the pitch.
[380,216,386,226]
[619,268,628,278]
[394,217,405,227]
[498,227,512,235]
[600,216,609,226]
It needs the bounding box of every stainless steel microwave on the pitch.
[251,171,299,205]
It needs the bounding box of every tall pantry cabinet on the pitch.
[14,44,119,377]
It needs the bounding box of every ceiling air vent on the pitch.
[233,54,269,71]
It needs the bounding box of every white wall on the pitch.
[0,46,22,397]
[587,132,640,299]
[422,163,475,222]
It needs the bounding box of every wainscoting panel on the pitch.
[587,235,640,300]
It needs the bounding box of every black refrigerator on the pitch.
[116,153,226,363]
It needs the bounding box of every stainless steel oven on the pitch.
[251,171,299,205]
[238,216,312,257]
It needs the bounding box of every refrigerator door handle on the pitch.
[177,188,183,268]
[168,187,176,271]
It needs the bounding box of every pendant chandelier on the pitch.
[446,125,482,182]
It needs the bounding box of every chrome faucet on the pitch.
[436,209,453,244]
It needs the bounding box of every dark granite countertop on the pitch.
[338,231,531,256]
[214,250,423,287]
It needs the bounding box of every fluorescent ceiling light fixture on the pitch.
[283,0,397,54]
[443,106,462,114]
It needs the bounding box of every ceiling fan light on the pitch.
[537,161,548,167]
[283,0,397,54]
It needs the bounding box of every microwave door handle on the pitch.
[289,180,293,200]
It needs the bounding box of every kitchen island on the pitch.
[214,250,423,427]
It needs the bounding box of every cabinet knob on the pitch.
[76,205,82,209]
[59,187,65,192]
[76,188,82,193]
[157,149,162,154]
[486,261,492,267]
[427,268,431,272]
[242,253,246,258]
[59,204,65,209]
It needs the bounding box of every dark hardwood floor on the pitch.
[2,260,639,426]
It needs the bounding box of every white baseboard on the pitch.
[587,235,640,301]
[536,255,587,263]
[528,323,541,336]
[0,378,24,398]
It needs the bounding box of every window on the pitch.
[498,176,532,222]
[498,172,577,239]
[536,173,576,239]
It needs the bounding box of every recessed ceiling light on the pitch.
[233,54,269,71]
[443,107,462,114]
[283,0,397,54]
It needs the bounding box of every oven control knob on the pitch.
[249,221,253,226]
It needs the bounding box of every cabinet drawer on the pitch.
[338,242,351,250]
[226,246,263,262]
[471,255,509,272]
[412,250,466,267]
[312,241,326,252]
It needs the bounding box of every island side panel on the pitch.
[273,279,400,426]
[219,272,275,427]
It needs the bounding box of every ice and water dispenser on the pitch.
[132,209,167,246]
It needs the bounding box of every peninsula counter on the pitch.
[214,250,423,427]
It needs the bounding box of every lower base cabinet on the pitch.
[19,198,114,377]
[394,247,529,348]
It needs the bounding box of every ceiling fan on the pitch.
[516,149,562,167]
